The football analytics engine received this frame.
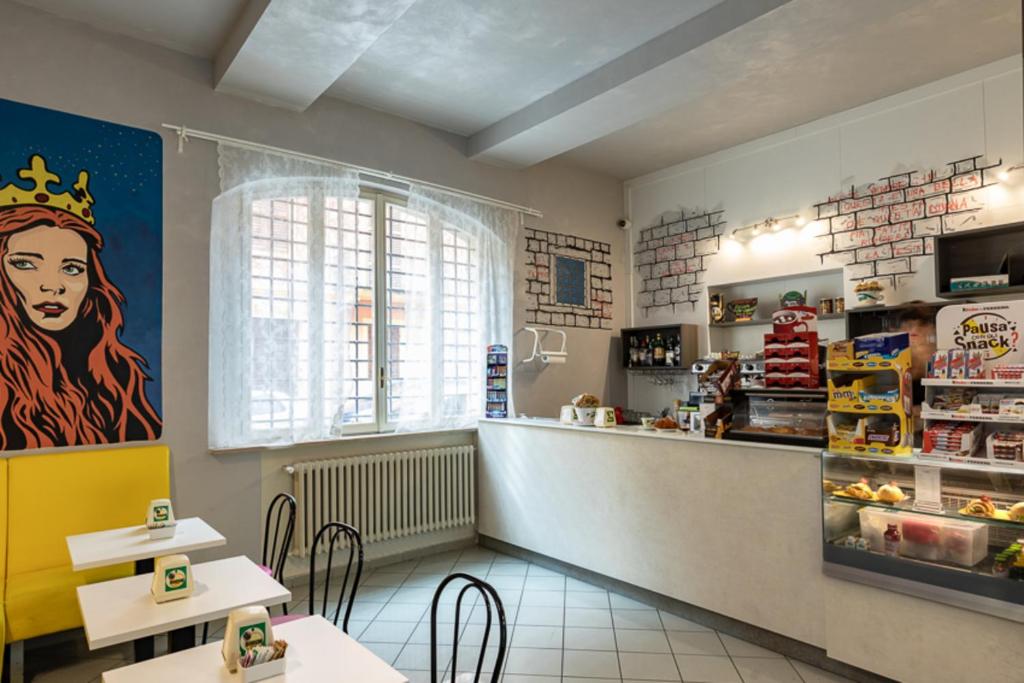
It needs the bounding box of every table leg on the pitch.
[168,625,196,653]
[132,558,156,661]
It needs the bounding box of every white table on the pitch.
[66,517,227,571]
[100,615,408,682]
[77,556,290,651]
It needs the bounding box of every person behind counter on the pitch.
[897,304,938,446]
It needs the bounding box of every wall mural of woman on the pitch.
[0,99,162,450]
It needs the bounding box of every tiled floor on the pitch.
[27,546,854,682]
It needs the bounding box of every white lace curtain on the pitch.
[393,185,518,431]
[208,144,518,448]
[209,144,360,448]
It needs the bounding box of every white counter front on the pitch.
[477,418,1021,682]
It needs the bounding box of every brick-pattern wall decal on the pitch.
[524,227,613,329]
[815,155,1003,288]
[634,209,726,314]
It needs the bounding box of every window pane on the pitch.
[249,197,310,434]
[440,225,480,419]
[325,197,376,428]
[385,204,430,422]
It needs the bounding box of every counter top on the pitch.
[478,417,822,455]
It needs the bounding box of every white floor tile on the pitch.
[719,634,785,659]
[674,654,742,682]
[666,630,727,656]
[511,624,563,649]
[503,646,562,675]
[563,626,618,651]
[731,656,804,683]
[565,590,610,608]
[616,628,672,653]
[563,648,621,678]
[618,651,682,681]
[564,606,614,628]
[613,608,664,630]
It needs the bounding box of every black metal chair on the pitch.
[261,492,298,606]
[202,492,296,643]
[302,521,365,632]
[430,573,507,683]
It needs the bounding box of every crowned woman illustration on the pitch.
[0,154,161,449]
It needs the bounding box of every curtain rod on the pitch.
[161,123,543,218]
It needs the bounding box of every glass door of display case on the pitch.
[821,451,1024,622]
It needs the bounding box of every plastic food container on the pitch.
[899,515,943,561]
[940,518,988,567]
[824,501,860,540]
[857,507,903,552]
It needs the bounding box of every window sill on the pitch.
[208,426,478,454]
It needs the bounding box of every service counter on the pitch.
[477,418,1021,682]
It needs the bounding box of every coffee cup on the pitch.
[559,405,575,424]
[640,417,656,430]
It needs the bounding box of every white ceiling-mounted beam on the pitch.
[214,0,418,111]
[467,0,791,168]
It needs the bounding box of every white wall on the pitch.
[0,0,625,563]
[626,56,1024,329]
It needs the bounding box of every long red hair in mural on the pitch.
[0,205,161,449]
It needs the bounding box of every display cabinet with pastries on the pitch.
[724,388,827,447]
[821,451,1024,622]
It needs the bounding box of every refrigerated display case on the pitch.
[821,451,1024,622]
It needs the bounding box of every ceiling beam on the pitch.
[467,0,791,168]
[214,0,418,111]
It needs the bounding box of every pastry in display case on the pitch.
[725,389,827,447]
[821,451,1024,619]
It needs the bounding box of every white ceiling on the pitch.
[325,0,723,135]
[13,0,1021,179]
[13,0,245,58]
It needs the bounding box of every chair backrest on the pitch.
[307,521,364,633]
[430,573,507,683]
[262,492,296,583]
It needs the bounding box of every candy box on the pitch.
[966,350,986,379]
[930,351,949,379]
[854,332,909,360]
[947,349,965,379]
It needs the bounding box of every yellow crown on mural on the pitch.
[0,155,95,225]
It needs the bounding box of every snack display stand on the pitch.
[821,317,1024,623]
[825,344,913,457]
[485,345,508,418]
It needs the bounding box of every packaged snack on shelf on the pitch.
[966,350,986,379]
[864,415,902,446]
[827,340,855,363]
[986,431,1024,463]
[947,349,966,379]
[998,397,1024,418]
[992,364,1024,382]
[923,421,982,458]
[929,350,949,378]
[853,332,910,360]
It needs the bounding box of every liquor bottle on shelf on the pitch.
[665,336,675,366]
[672,335,681,367]
[653,334,666,365]
[629,336,639,367]
[643,335,653,366]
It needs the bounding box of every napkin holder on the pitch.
[241,657,287,682]
[146,498,177,539]
[223,606,274,673]
[150,554,193,603]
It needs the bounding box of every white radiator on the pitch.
[288,446,475,557]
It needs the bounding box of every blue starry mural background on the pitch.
[0,98,162,414]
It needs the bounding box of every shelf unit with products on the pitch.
[821,450,1024,621]
[706,269,845,355]
[621,324,698,370]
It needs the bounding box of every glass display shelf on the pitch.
[922,378,1024,388]
[821,449,1024,622]
[920,409,1024,424]
[825,494,1024,533]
